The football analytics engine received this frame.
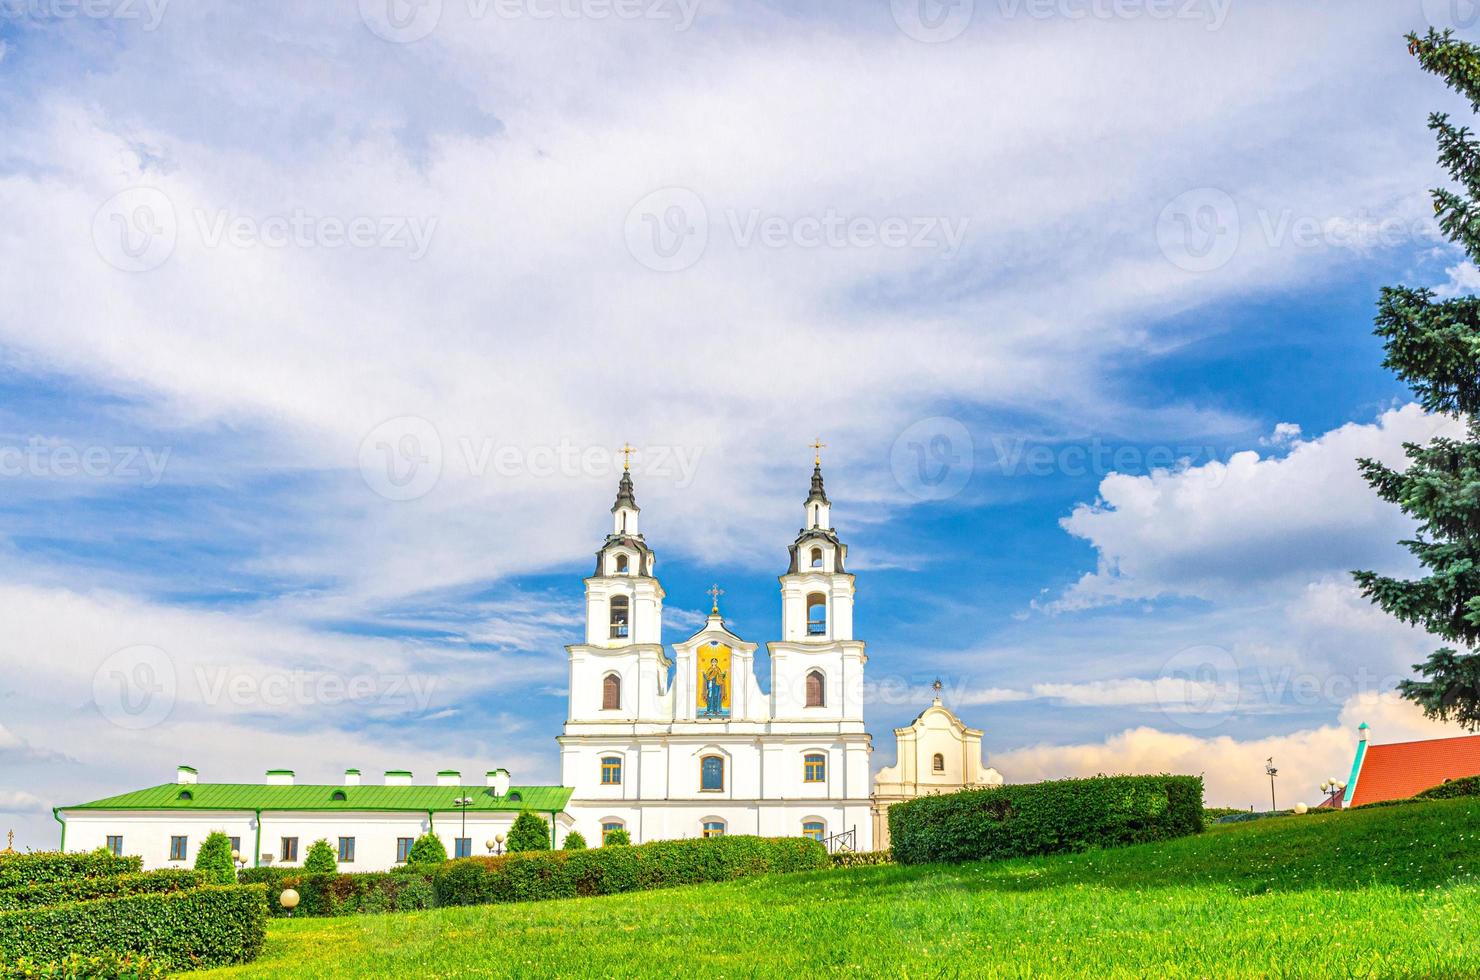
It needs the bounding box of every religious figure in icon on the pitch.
[702,657,728,717]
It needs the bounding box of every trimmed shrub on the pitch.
[0,950,170,978]
[0,870,206,912]
[433,835,827,908]
[192,833,235,886]
[1417,775,1480,800]
[0,853,140,890]
[1204,807,1248,821]
[506,812,550,853]
[561,831,587,851]
[603,828,631,847]
[0,884,266,970]
[239,871,437,918]
[406,833,447,866]
[831,850,892,868]
[302,839,337,875]
[889,774,1205,866]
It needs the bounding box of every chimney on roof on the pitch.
[176,765,198,785]
[265,770,294,786]
[384,770,412,786]
[487,769,510,796]
[344,769,361,787]
[437,770,461,787]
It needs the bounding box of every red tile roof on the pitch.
[1349,733,1480,807]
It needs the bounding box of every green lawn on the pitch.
[204,798,1480,978]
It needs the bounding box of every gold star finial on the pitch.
[619,443,635,472]
[707,583,725,614]
[809,438,826,467]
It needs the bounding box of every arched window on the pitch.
[602,820,624,842]
[806,594,827,636]
[615,554,629,574]
[810,547,823,568]
[702,820,726,838]
[802,820,825,841]
[330,790,347,802]
[609,595,630,639]
[176,789,193,801]
[701,755,724,792]
[507,791,522,802]
[601,757,622,785]
[602,673,621,710]
[804,753,826,782]
[932,753,945,773]
[805,670,825,707]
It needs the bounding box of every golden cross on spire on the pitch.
[619,442,635,472]
[809,437,826,467]
[707,583,724,614]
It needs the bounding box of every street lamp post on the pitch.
[453,796,473,858]
[1319,777,1348,808]
[1265,758,1279,812]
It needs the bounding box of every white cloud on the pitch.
[1051,405,1465,611]
[994,692,1467,809]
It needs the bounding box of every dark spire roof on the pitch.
[611,470,638,513]
[806,463,829,505]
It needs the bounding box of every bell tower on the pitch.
[770,441,865,724]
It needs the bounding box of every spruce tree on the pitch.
[406,832,447,866]
[1355,29,1480,729]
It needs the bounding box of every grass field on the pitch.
[203,798,1480,978]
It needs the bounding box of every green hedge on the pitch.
[889,774,1204,865]
[0,854,141,890]
[434,835,827,908]
[1417,775,1480,800]
[0,871,206,913]
[0,885,265,971]
[237,870,435,918]
[0,950,170,978]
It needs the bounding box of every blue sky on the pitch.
[2,0,1478,846]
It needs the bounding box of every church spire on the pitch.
[804,439,831,529]
[610,445,640,536]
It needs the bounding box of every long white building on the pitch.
[55,457,885,866]
[558,459,874,849]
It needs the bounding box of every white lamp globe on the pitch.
[1294,802,1309,814]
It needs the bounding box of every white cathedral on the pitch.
[559,457,874,849]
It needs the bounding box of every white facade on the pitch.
[560,462,874,848]
[871,691,1005,848]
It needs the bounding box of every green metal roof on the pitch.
[61,783,573,813]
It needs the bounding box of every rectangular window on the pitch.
[602,822,623,834]
[280,837,298,863]
[601,757,622,785]
[168,836,187,861]
[455,837,472,859]
[702,821,725,838]
[804,754,826,783]
[105,835,123,856]
[397,837,414,863]
[338,837,356,863]
[701,756,724,792]
[228,836,241,857]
